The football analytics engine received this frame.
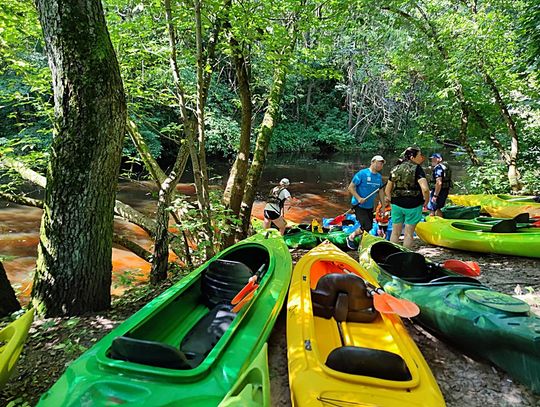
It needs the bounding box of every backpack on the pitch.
[391,161,418,197]
[267,186,285,208]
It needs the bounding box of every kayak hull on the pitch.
[38,233,292,406]
[448,194,540,218]
[416,216,540,258]
[359,233,540,393]
[0,308,34,388]
[287,241,445,406]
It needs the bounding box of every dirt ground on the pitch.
[2,239,540,407]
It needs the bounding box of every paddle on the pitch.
[490,219,517,233]
[440,259,481,277]
[231,290,255,313]
[231,263,267,306]
[366,284,420,318]
[340,267,420,318]
[329,183,387,226]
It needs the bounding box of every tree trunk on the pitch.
[0,262,21,317]
[222,25,253,246]
[32,0,126,316]
[239,64,289,237]
[150,145,189,284]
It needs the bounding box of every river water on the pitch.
[0,151,465,303]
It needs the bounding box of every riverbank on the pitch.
[1,239,539,406]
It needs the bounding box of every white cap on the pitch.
[371,155,385,163]
[280,178,290,186]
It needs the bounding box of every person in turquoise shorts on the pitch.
[385,147,430,249]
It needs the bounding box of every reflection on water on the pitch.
[0,151,465,304]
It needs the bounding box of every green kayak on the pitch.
[38,232,292,406]
[358,233,540,393]
[252,218,358,250]
[440,205,481,219]
[416,216,540,258]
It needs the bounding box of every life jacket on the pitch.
[375,203,391,225]
[433,162,453,189]
[391,161,418,197]
[267,186,286,209]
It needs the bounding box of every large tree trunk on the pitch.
[32,0,126,316]
[0,262,21,317]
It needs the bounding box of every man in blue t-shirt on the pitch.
[346,155,386,249]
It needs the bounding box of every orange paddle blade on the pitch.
[369,287,420,318]
[231,289,256,313]
[377,291,420,318]
[532,220,540,227]
[231,275,258,305]
[443,259,481,277]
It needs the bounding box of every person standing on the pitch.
[427,153,452,217]
[385,147,430,249]
[263,178,291,235]
[346,155,386,249]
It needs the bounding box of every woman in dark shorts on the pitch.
[263,178,291,235]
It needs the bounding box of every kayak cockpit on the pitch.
[308,262,415,384]
[102,245,270,376]
[370,241,481,285]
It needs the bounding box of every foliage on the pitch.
[169,190,241,264]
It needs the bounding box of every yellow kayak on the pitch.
[286,241,445,406]
[448,194,540,218]
[0,308,34,388]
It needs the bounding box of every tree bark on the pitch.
[239,64,289,237]
[33,0,126,316]
[222,16,253,246]
[150,144,189,284]
[0,261,21,317]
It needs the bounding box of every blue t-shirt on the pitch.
[351,168,383,209]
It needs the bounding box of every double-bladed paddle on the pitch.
[340,267,420,318]
[329,183,387,226]
[231,263,267,306]
[439,259,481,277]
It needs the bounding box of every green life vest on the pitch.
[391,161,418,197]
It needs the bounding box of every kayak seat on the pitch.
[201,259,253,307]
[380,252,429,283]
[109,336,192,369]
[369,241,402,264]
[325,346,412,381]
[180,303,236,368]
[311,273,377,323]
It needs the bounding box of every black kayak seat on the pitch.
[109,336,192,369]
[380,252,428,283]
[201,259,253,307]
[180,303,236,368]
[311,273,377,323]
[326,346,412,381]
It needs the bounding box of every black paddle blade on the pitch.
[514,213,530,223]
[491,219,517,233]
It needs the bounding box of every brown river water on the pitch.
[0,151,465,304]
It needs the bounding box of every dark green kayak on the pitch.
[283,223,358,250]
[441,205,481,219]
[38,232,292,406]
[358,233,540,393]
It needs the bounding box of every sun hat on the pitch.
[429,153,443,159]
[371,155,385,163]
[279,178,290,186]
